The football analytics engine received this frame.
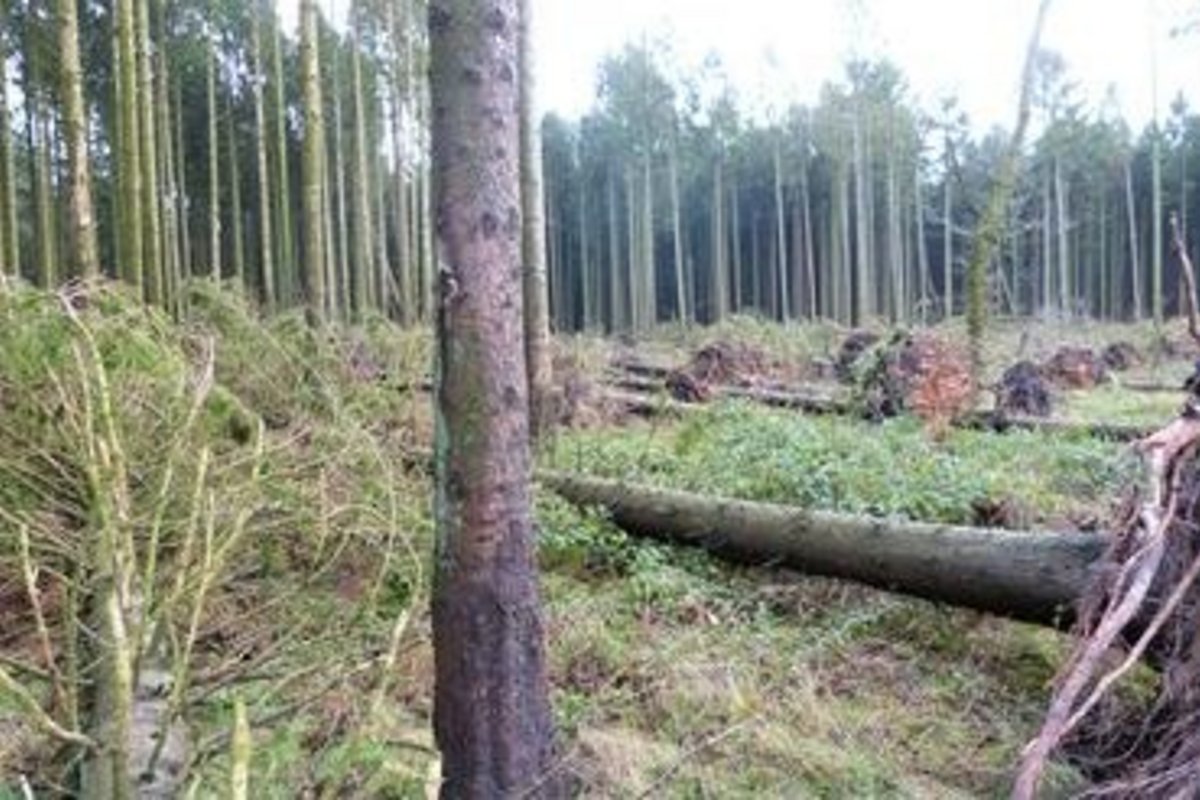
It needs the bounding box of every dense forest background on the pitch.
[0,0,1197,332]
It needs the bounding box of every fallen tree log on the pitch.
[604,384,1153,441]
[542,471,1104,627]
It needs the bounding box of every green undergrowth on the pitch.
[545,401,1136,529]
[535,399,1146,795]
[0,281,432,796]
[536,494,1087,797]
[1057,384,1186,427]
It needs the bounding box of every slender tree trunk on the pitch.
[670,142,686,324]
[801,156,816,319]
[640,150,655,329]
[853,112,869,324]
[1152,126,1164,326]
[330,26,350,316]
[351,0,375,318]
[26,49,55,288]
[300,0,326,319]
[157,34,180,312]
[1042,167,1052,312]
[207,30,221,278]
[773,138,789,321]
[0,5,14,279]
[607,167,621,331]
[711,158,727,322]
[272,0,294,302]
[943,158,953,317]
[578,152,592,329]
[964,0,1050,378]
[117,0,143,289]
[138,0,162,303]
[389,0,412,324]
[1126,156,1142,320]
[175,77,192,281]
[228,101,245,289]
[1055,156,1069,314]
[251,1,275,308]
[58,0,99,279]
[428,1,558,795]
[518,0,553,435]
[915,162,929,324]
[731,179,742,312]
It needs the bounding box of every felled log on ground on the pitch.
[604,383,1153,441]
[542,471,1104,627]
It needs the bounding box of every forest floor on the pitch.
[0,286,1192,798]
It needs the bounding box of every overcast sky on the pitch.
[287,0,1200,133]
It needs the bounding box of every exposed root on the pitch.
[1042,347,1108,390]
[1101,343,1142,373]
[996,361,1053,418]
[1014,403,1200,798]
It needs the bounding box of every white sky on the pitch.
[288,0,1200,133]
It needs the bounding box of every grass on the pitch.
[537,493,1089,797]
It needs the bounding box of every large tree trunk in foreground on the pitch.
[428,1,558,796]
[543,472,1104,627]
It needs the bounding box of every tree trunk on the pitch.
[518,0,552,437]
[117,0,143,289]
[544,473,1102,627]
[0,4,14,279]
[1125,156,1142,320]
[300,0,326,320]
[58,0,99,279]
[138,0,162,303]
[272,0,294,303]
[251,1,275,308]
[228,100,246,289]
[1152,128,1164,326]
[773,137,789,321]
[206,29,221,278]
[331,31,350,317]
[428,1,558,795]
[1055,156,1069,314]
[731,178,742,312]
[943,154,953,317]
[801,154,816,319]
[915,162,929,324]
[641,150,655,330]
[670,142,686,324]
[351,0,375,318]
[388,0,412,324]
[607,167,622,331]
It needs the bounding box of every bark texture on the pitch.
[428,1,558,796]
[544,472,1104,627]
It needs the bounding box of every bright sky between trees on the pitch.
[286,0,1200,132]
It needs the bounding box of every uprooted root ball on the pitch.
[1101,342,1142,372]
[1042,347,1108,390]
[855,333,973,428]
[835,330,881,384]
[1016,409,1200,797]
[996,361,1053,417]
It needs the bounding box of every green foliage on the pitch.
[549,401,1133,526]
[0,282,429,793]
